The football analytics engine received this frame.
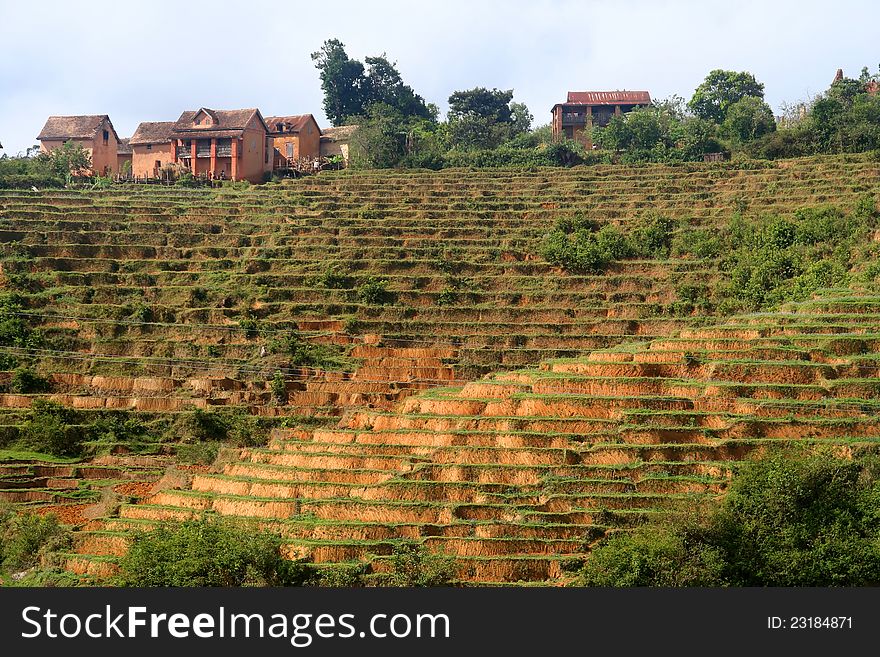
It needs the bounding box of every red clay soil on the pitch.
[177,465,211,474]
[35,503,90,525]
[112,482,154,498]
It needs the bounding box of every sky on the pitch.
[0,0,878,155]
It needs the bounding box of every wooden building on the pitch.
[170,108,271,183]
[551,91,651,148]
[264,114,321,168]
[129,121,175,178]
[36,115,121,175]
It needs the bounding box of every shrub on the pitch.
[115,518,309,586]
[238,317,260,339]
[318,265,353,289]
[377,542,455,587]
[19,400,83,457]
[270,371,287,403]
[1,510,70,572]
[357,277,396,305]
[578,450,880,586]
[9,367,50,393]
[436,288,459,306]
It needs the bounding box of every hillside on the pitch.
[1,153,879,584]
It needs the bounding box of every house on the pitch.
[551,91,651,148]
[117,138,132,174]
[36,115,121,175]
[264,114,321,168]
[129,121,175,178]
[320,125,357,166]
[170,108,271,183]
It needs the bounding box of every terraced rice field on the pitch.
[1,153,879,583]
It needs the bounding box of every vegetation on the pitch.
[115,518,309,586]
[0,507,70,574]
[0,142,92,188]
[542,199,878,313]
[578,450,880,586]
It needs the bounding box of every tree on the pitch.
[446,87,530,150]
[46,141,92,182]
[448,87,514,124]
[363,55,433,121]
[311,39,368,126]
[579,450,880,586]
[509,102,533,136]
[312,39,433,126]
[688,70,766,124]
[721,96,777,144]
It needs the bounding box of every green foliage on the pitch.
[0,292,43,350]
[357,277,396,305]
[721,96,777,145]
[446,88,531,151]
[542,202,871,314]
[0,509,70,572]
[311,39,432,126]
[9,367,50,393]
[268,330,350,370]
[238,317,260,339]
[378,542,455,586]
[632,214,676,257]
[579,450,880,586]
[270,371,287,403]
[317,265,354,289]
[115,518,309,587]
[688,69,766,124]
[19,400,83,457]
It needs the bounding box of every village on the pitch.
[35,109,358,183]
[33,89,660,183]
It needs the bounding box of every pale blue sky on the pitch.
[0,0,877,154]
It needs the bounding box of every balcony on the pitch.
[176,147,191,159]
[216,146,233,157]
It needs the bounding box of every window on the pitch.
[103,130,109,144]
[307,124,313,134]
[286,143,294,159]
[146,144,152,151]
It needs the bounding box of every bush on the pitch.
[0,172,65,189]
[0,510,70,572]
[19,400,83,457]
[270,371,287,403]
[115,518,309,586]
[357,277,396,305]
[378,542,455,587]
[9,367,50,393]
[578,450,880,586]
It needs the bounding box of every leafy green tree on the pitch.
[46,141,92,182]
[363,54,433,121]
[721,96,777,144]
[311,39,368,126]
[688,69,766,124]
[447,88,530,150]
[312,40,433,126]
[116,518,308,586]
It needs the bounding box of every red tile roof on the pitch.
[565,91,651,105]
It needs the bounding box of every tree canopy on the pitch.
[688,69,766,124]
[311,39,432,126]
